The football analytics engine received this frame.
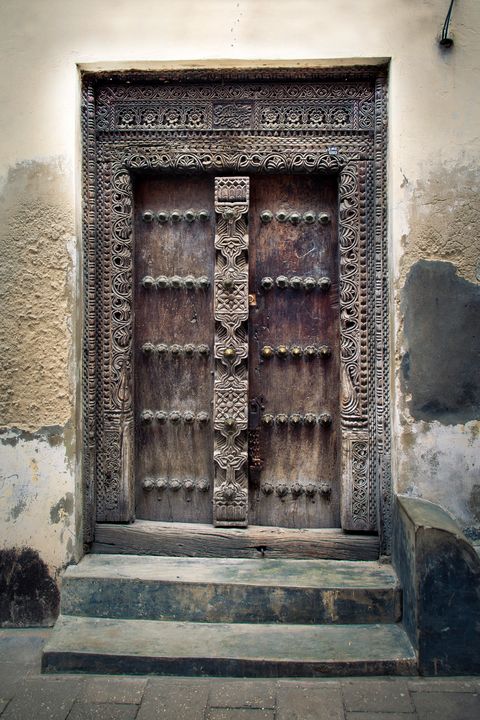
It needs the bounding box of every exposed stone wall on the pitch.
[0,0,479,621]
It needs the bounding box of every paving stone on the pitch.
[0,664,33,700]
[207,711,274,720]
[137,677,209,720]
[277,683,344,720]
[408,678,480,692]
[82,676,146,704]
[208,680,276,708]
[413,690,480,720]
[0,630,50,667]
[342,679,414,712]
[346,714,417,720]
[68,703,138,720]
[1,676,84,720]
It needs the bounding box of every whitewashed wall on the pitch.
[1,0,479,620]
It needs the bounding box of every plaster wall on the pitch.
[0,0,479,620]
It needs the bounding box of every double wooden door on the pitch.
[134,173,339,528]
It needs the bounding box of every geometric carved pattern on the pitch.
[213,177,250,526]
[83,67,391,552]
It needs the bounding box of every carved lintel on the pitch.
[213,177,250,527]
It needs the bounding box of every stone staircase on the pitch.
[42,554,416,677]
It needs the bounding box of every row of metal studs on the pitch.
[142,477,210,492]
[261,275,331,291]
[261,412,332,427]
[260,210,331,225]
[142,209,211,223]
[261,481,332,498]
[140,410,210,424]
[142,343,210,356]
[261,344,331,360]
[141,275,210,290]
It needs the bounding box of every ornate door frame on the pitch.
[81,66,391,552]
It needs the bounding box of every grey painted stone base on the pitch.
[61,555,401,624]
[42,616,416,677]
[393,496,480,675]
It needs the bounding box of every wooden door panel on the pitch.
[248,174,340,528]
[133,176,215,522]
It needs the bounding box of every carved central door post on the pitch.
[213,177,250,526]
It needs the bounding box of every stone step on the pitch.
[42,615,416,677]
[61,554,401,624]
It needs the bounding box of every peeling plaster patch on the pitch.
[0,547,60,627]
[0,158,74,431]
[399,166,480,285]
[401,261,480,425]
[49,492,74,525]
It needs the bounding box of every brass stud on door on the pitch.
[289,212,301,225]
[318,212,330,225]
[142,342,156,355]
[223,347,236,360]
[260,210,273,223]
[304,413,317,427]
[156,276,170,289]
[156,343,169,355]
[291,482,304,497]
[183,411,195,424]
[261,276,274,290]
[318,412,333,428]
[276,210,288,222]
[304,345,317,359]
[184,275,196,289]
[303,211,316,224]
[170,210,182,223]
[155,411,168,424]
[303,276,316,292]
[169,411,182,424]
[318,276,331,292]
[290,276,302,290]
[275,413,289,426]
[140,409,154,423]
[141,275,155,289]
[261,345,274,359]
[276,345,288,358]
[198,210,210,221]
[224,417,237,431]
[196,411,210,424]
[318,344,332,359]
[142,210,155,223]
[157,211,170,224]
[289,413,303,427]
[196,276,211,290]
[291,346,303,359]
[276,276,289,289]
[184,209,196,223]
[262,413,275,426]
[197,344,210,357]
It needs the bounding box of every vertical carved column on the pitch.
[213,177,250,527]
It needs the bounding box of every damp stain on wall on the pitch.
[401,260,480,425]
[0,547,60,626]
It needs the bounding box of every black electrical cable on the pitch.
[440,0,456,47]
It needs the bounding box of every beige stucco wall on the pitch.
[1,0,479,600]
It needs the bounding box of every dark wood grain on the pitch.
[248,174,340,528]
[94,521,379,561]
[133,176,215,522]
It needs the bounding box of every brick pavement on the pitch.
[1,629,479,719]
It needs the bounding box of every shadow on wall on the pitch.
[0,548,60,627]
[401,260,480,425]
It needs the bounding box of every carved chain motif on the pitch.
[213,177,250,527]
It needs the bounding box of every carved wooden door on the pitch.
[248,174,340,528]
[134,173,340,529]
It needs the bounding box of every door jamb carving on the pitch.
[81,66,391,552]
